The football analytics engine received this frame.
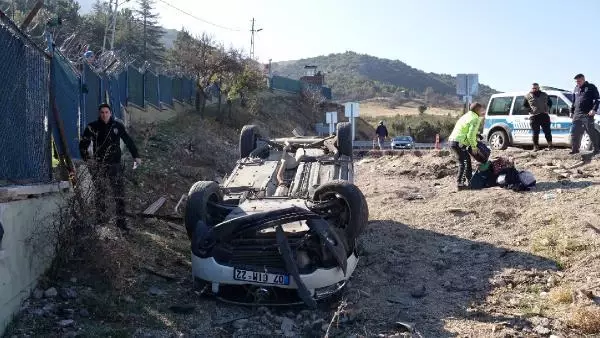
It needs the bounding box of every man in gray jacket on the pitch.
[523,83,553,151]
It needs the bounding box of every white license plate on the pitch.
[233,268,290,285]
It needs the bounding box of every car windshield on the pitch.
[564,93,574,104]
[394,137,411,141]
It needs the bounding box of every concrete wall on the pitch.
[0,184,71,336]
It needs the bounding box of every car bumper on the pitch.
[192,253,359,298]
[391,144,413,149]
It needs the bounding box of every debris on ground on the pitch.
[5,107,600,336]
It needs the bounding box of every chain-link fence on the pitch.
[145,70,159,108]
[0,15,201,185]
[127,65,144,108]
[0,19,52,184]
[270,75,302,94]
[51,50,82,160]
[83,63,102,126]
[159,75,173,107]
[118,71,127,109]
[172,77,183,102]
[107,74,122,120]
[182,77,193,104]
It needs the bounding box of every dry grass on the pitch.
[26,163,138,291]
[569,306,600,334]
[359,101,461,117]
[531,224,588,269]
[548,287,574,305]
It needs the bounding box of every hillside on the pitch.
[271,51,498,103]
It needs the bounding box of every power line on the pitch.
[154,0,242,32]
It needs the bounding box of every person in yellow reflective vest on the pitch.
[448,102,485,190]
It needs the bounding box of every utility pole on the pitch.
[250,17,262,60]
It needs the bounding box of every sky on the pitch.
[80,0,600,93]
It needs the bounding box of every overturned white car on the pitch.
[184,123,369,307]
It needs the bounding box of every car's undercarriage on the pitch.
[184,123,369,307]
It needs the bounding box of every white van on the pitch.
[482,87,599,151]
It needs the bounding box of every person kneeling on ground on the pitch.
[447,102,485,190]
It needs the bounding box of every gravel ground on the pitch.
[6,123,600,337]
[348,148,600,337]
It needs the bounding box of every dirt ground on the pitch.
[360,100,461,118]
[5,110,600,337]
[352,148,600,337]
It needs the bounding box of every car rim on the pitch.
[490,134,503,149]
[581,134,591,151]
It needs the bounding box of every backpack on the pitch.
[469,141,491,163]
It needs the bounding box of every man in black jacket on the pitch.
[375,121,388,150]
[79,103,141,230]
[570,74,600,155]
[523,83,553,151]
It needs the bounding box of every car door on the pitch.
[510,95,531,144]
[548,95,572,145]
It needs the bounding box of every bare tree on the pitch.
[167,30,264,117]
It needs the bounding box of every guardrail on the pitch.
[353,140,448,150]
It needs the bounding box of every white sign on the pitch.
[344,102,360,118]
[456,74,479,96]
[325,111,338,124]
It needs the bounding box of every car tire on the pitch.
[488,130,509,150]
[313,180,369,253]
[184,181,223,240]
[239,125,261,159]
[335,122,353,157]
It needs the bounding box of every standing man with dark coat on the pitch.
[79,103,141,230]
[375,121,388,150]
[523,83,553,151]
[570,74,600,155]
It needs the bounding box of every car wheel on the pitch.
[580,132,593,152]
[239,125,261,159]
[488,130,509,150]
[313,180,369,254]
[335,122,353,157]
[184,181,223,240]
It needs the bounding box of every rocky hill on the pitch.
[272,51,498,103]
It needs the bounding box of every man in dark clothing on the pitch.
[569,74,600,155]
[79,103,141,230]
[523,83,553,151]
[375,121,388,150]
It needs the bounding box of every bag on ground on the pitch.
[469,141,491,163]
[517,171,536,190]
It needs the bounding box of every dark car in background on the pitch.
[390,136,414,149]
